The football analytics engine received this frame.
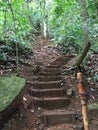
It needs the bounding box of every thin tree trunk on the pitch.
[81,0,88,44]
[43,0,49,39]
[40,1,44,37]
[3,8,7,41]
[40,0,48,39]
[74,42,90,67]
[43,0,47,39]
[8,2,19,74]
[73,0,90,67]
[3,0,7,41]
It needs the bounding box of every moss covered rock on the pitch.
[0,76,25,112]
[88,103,98,111]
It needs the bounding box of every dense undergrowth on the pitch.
[0,0,98,54]
[0,40,33,67]
[0,0,98,78]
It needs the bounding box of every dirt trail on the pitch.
[1,36,63,130]
[1,36,98,130]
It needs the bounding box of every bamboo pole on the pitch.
[77,72,89,130]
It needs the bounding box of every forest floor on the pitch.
[0,35,98,130]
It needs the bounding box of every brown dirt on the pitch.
[0,36,98,130]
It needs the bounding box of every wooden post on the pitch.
[77,72,89,130]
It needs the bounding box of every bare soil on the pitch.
[0,36,98,130]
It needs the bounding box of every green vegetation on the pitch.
[49,0,98,52]
[0,0,97,50]
[0,0,98,53]
[0,1,98,109]
[88,103,98,111]
[0,76,25,112]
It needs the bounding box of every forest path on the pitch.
[30,56,76,130]
[26,36,77,129]
[1,36,98,130]
[1,36,76,130]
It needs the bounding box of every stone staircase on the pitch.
[29,57,75,129]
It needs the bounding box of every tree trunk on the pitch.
[40,0,48,39]
[77,73,89,130]
[8,1,19,74]
[74,42,90,67]
[3,7,7,41]
[73,0,90,67]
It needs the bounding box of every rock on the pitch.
[88,103,98,111]
[66,88,73,97]
[72,125,83,130]
[39,123,44,130]
[31,109,34,113]
[46,128,50,130]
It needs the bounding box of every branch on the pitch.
[73,42,90,67]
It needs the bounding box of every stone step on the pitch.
[45,65,61,68]
[33,97,70,110]
[37,76,62,82]
[46,124,73,130]
[39,72,61,76]
[54,56,65,61]
[50,60,64,66]
[29,87,66,97]
[47,124,98,130]
[55,55,74,61]
[50,57,65,65]
[41,110,75,126]
[32,81,62,89]
[43,68,61,73]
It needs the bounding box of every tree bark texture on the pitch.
[77,73,89,130]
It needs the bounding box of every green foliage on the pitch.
[48,0,98,53]
[0,0,98,54]
[0,41,33,64]
[57,37,81,54]
[48,0,83,53]
[0,51,7,62]
[0,0,37,44]
[88,103,98,111]
[0,44,12,62]
[0,76,25,112]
